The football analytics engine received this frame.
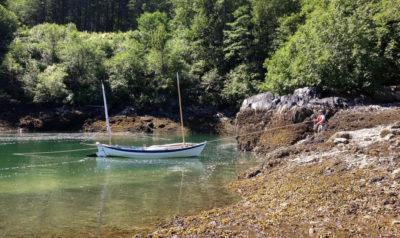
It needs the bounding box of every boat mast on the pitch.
[101,81,112,146]
[176,72,186,146]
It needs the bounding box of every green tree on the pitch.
[222,3,261,108]
[0,5,18,55]
[222,64,259,107]
[223,4,253,65]
[137,11,184,106]
[104,35,148,106]
[60,31,108,104]
[137,11,170,48]
[373,0,400,83]
[261,0,400,95]
[0,5,19,103]
[251,0,301,58]
[34,64,68,103]
[6,0,43,26]
[1,24,74,103]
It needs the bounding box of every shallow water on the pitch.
[0,133,259,237]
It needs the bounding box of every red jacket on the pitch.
[315,115,326,124]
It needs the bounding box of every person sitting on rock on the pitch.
[314,110,326,133]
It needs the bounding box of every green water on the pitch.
[0,133,259,237]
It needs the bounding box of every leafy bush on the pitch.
[261,0,400,95]
[0,5,18,55]
[34,65,68,103]
[222,64,260,107]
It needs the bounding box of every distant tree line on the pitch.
[4,0,172,32]
[0,0,399,111]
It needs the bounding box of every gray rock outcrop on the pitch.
[240,87,347,112]
[236,87,348,152]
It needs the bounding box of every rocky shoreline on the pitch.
[148,104,400,237]
[146,88,400,237]
[235,87,400,153]
[0,105,235,135]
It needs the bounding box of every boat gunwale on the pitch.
[101,142,207,153]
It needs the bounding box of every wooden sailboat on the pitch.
[96,74,207,158]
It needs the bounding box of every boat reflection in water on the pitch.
[96,156,205,173]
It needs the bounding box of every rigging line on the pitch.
[207,121,311,143]
[80,142,98,147]
[13,147,96,156]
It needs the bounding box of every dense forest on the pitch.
[0,0,399,111]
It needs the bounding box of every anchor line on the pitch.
[80,142,98,147]
[13,147,96,156]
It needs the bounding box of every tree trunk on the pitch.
[96,0,100,31]
[117,0,121,30]
[42,0,46,23]
[105,0,110,31]
[110,0,115,31]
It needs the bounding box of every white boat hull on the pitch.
[96,142,207,158]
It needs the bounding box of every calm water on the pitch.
[0,133,259,237]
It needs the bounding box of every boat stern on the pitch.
[96,142,107,157]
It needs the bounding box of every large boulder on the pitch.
[236,87,348,152]
[240,87,347,111]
